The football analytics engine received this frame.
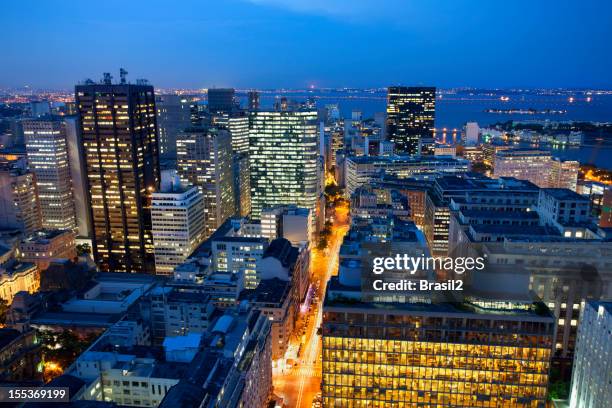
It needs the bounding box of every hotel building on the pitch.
[493,149,552,188]
[23,118,77,230]
[75,77,160,273]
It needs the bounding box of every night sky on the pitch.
[1,0,611,89]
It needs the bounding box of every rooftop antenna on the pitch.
[119,68,128,84]
[102,72,112,85]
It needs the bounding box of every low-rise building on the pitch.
[159,310,272,408]
[538,188,596,239]
[0,259,39,304]
[344,155,470,196]
[261,205,312,247]
[240,278,295,361]
[0,328,41,381]
[150,286,215,344]
[18,229,77,271]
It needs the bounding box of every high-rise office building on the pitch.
[75,76,160,273]
[0,161,42,235]
[207,88,235,113]
[569,301,612,408]
[212,111,249,155]
[156,94,193,160]
[176,127,234,238]
[330,124,344,171]
[249,110,319,219]
[151,184,205,275]
[233,153,251,217]
[248,90,260,111]
[23,118,76,230]
[386,86,436,155]
[212,111,251,217]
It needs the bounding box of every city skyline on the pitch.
[2,1,612,89]
[1,4,611,407]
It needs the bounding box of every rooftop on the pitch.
[325,277,553,320]
[348,155,468,165]
[0,328,22,349]
[263,238,298,267]
[163,333,202,352]
[239,278,291,305]
[541,188,590,202]
[21,229,74,246]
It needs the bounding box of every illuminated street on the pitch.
[273,198,349,408]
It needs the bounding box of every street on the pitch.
[273,200,349,408]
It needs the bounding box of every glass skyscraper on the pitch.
[248,110,319,219]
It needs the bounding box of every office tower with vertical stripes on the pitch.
[75,75,160,273]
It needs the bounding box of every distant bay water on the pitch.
[239,90,612,169]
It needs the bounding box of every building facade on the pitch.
[0,261,39,304]
[386,86,435,155]
[176,127,235,238]
[249,110,319,219]
[75,79,160,273]
[151,185,205,275]
[0,160,42,235]
[23,118,77,230]
[549,158,579,191]
[156,94,193,160]
[493,149,552,188]
[569,301,612,408]
[322,292,555,407]
[18,229,77,272]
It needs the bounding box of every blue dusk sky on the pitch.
[1,0,611,89]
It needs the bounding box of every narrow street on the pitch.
[273,199,349,408]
